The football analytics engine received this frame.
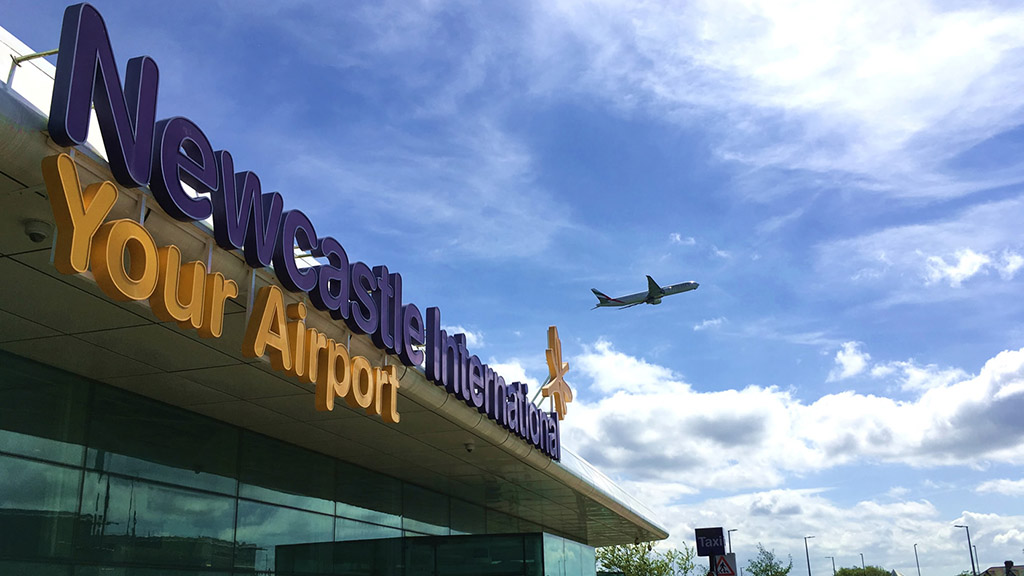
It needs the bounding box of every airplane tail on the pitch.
[645,275,664,296]
[591,288,611,309]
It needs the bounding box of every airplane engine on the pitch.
[650,298,662,305]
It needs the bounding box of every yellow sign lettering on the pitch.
[42,153,118,275]
[91,219,159,301]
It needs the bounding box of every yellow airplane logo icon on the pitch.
[541,326,573,420]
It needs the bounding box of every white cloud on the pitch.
[977,478,1024,497]
[925,248,991,287]
[816,196,1024,303]
[871,360,967,393]
[1000,250,1024,280]
[670,233,696,246]
[827,341,871,381]
[994,527,1024,547]
[693,317,725,331]
[574,340,678,395]
[886,486,910,499]
[534,0,1024,198]
[561,340,1024,494]
[711,245,732,259]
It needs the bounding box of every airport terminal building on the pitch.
[0,4,667,575]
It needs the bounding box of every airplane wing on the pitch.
[617,301,645,309]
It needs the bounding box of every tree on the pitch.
[745,543,793,576]
[836,567,890,576]
[597,542,697,576]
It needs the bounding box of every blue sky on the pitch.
[5,0,1024,573]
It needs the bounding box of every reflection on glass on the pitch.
[235,500,333,573]
[336,461,402,528]
[239,432,334,514]
[564,536,583,576]
[545,532,566,576]
[87,386,238,494]
[0,351,87,466]
[77,472,236,570]
[277,536,405,576]
[436,534,535,576]
[335,516,402,542]
[580,544,596,576]
[277,534,547,576]
[0,455,81,560]
[402,483,450,536]
[543,533,596,576]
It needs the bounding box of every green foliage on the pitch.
[745,543,793,576]
[835,567,889,576]
[596,542,697,576]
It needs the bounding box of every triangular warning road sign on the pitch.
[715,554,736,576]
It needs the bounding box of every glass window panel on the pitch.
[543,534,593,576]
[277,537,405,576]
[75,472,236,570]
[86,386,238,494]
[0,351,87,465]
[436,534,531,576]
[335,461,401,528]
[524,534,544,576]
[451,498,486,535]
[564,538,584,576]
[580,543,596,576]
[275,522,403,576]
[544,533,566,576]
[235,500,333,574]
[404,537,436,576]
[0,455,81,561]
[238,431,334,514]
[335,516,402,542]
[402,484,449,536]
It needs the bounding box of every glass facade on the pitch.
[275,533,595,576]
[0,350,596,575]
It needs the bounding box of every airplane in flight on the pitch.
[591,275,699,309]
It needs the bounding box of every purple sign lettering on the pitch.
[50,3,158,187]
[151,117,217,221]
[273,210,318,292]
[309,236,351,320]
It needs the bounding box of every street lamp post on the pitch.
[728,529,738,554]
[825,556,836,576]
[914,543,921,576]
[955,524,978,576]
[804,536,815,576]
[860,553,865,569]
[974,545,979,571]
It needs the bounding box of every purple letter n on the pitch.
[49,3,159,188]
